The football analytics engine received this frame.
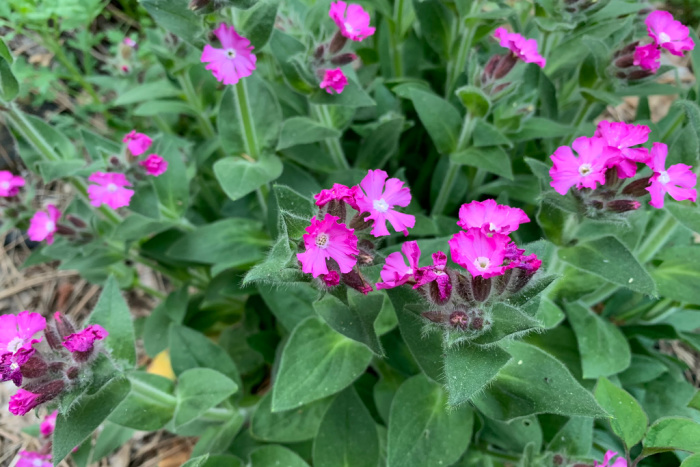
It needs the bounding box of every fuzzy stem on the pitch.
[234,79,261,159]
[314,105,349,169]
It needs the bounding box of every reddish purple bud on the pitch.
[329,30,348,54]
[449,311,470,330]
[314,44,326,60]
[53,312,76,339]
[342,269,374,295]
[66,366,80,380]
[607,199,641,213]
[454,272,476,304]
[469,312,485,330]
[20,352,48,379]
[66,214,87,229]
[422,310,447,324]
[349,212,373,231]
[622,176,652,196]
[471,276,492,302]
[331,53,357,66]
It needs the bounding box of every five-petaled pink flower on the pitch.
[16,450,52,467]
[449,229,512,279]
[297,215,359,277]
[40,410,57,437]
[414,251,452,302]
[0,348,34,386]
[122,131,152,156]
[9,388,42,416]
[62,324,109,353]
[355,169,415,237]
[314,183,360,210]
[87,172,134,210]
[0,311,46,355]
[633,43,661,72]
[376,241,421,290]
[320,68,348,94]
[645,142,697,208]
[549,136,617,195]
[493,27,546,68]
[0,171,25,197]
[329,1,375,41]
[646,10,694,56]
[139,154,168,177]
[594,450,627,467]
[28,205,61,245]
[595,120,651,178]
[201,24,257,85]
[457,199,530,235]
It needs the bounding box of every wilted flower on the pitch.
[62,324,109,353]
[633,43,661,72]
[9,389,42,416]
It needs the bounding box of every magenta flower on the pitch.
[87,172,134,210]
[514,253,542,274]
[139,153,168,177]
[594,450,627,467]
[27,205,61,245]
[123,37,137,48]
[457,199,529,235]
[0,311,46,355]
[62,324,109,353]
[646,10,694,56]
[549,136,617,195]
[16,451,52,467]
[493,27,546,68]
[314,183,361,210]
[355,169,415,237]
[594,120,651,178]
[0,171,25,197]
[329,1,375,41]
[122,131,152,156]
[297,215,359,277]
[321,271,341,287]
[201,24,257,85]
[449,229,512,279]
[633,43,661,72]
[414,251,452,302]
[320,68,348,94]
[0,348,34,386]
[40,410,57,437]
[645,142,697,208]
[9,388,42,416]
[376,241,421,290]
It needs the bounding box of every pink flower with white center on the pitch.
[329,1,376,42]
[122,131,152,156]
[0,171,25,197]
[633,43,661,72]
[355,169,416,237]
[40,410,57,437]
[9,388,42,416]
[62,324,109,353]
[549,136,617,195]
[449,229,511,279]
[16,451,52,467]
[0,311,46,355]
[594,450,627,467]
[0,348,34,386]
[594,120,651,178]
[376,241,421,290]
[414,251,452,302]
[645,142,697,208]
[27,205,61,245]
[493,27,546,68]
[87,172,134,209]
[646,10,694,56]
[320,68,348,94]
[201,24,257,85]
[139,154,168,177]
[297,215,359,277]
[314,184,361,210]
[457,199,530,235]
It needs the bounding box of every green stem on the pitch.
[178,71,217,141]
[314,105,349,169]
[432,160,461,216]
[134,281,167,300]
[559,100,593,146]
[390,0,405,77]
[43,34,102,106]
[234,80,260,159]
[445,0,482,98]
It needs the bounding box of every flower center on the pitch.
[226,49,237,59]
[33,459,45,467]
[578,163,593,177]
[373,198,390,213]
[488,222,498,232]
[658,170,671,184]
[107,183,118,192]
[473,257,491,271]
[315,233,330,249]
[6,337,24,353]
[406,268,413,275]
[659,32,671,43]
[45,221,56,233]
[10,362,18,371]
[343,21,356,34]
[0,181,9,190]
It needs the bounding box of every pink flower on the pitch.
[122,131,152,156]
[139,154,168,177]
[493,27,546,68]
[27,205,61,245]
[355,169,415,237]
[16,451,52,467]
[0,311,46,355]
[414,251,452,302]
[87,172,134,209]
[9,389,42,416]
[594,120,651,178]
[320,68,348,94]
[646,10,694,56]
[62,324,108,353]
[329,1,375,41]
[297,215,359,277]
[513,253,542,274]
[0,348,34,386]
[123,37,137,48]
[633,43,661,72]
[457,199,530,235]
[449,229,512,279]
[0,171,25,197]
[594,450,627,467]
[315,183,360,210]
[201,24,257,85]
[376,241,421,290]
[321,271,341,287]
[645,142,697,208]
[40,410,57,437]
[549,136,617,195]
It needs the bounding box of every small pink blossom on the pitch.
[633,43,661,72]
[87,172,134,210]
[645,142,697,208]
[449,229,512,279]
[0,311,46,355]
[355,169,415,237]
[201,24,257,85]
[646,10,694,56]
[314,183,361,210]
[16,451,52,467]
[594,450,627,467]
[139,154,168,176]
[549,136,617,195]
[62,324,109,353]
[457,199,530,235]
[329,1,375,42]
[320,68,348,94]
[321,271,341,287]
[414,251,452,302]
[123,37,137,48]
[122,131,152,156]
[376,241,421,290]
[40,410,57,437]
[9,389,42,416]
[513,253,542,274]
[493,27,546,68]
[0,171,25,197]
[0,348,34,386]
[297,215,359,277]
[27,205,61,245]
[595,120,651,178]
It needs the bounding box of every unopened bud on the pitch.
[55,224,76,236]
[449,311,470,330]
[66,366,80,380]
[493,268,513,295]
[454,272,476,304]
[607,199,641,213]
[66,215,87,228]
[622,176,651,197]
[349,212,373,231]
[314,44,326,60]
[614,54,635,68]
[44,325,62,351]
[492,53,518,80]
[189,0,211,10]
[329,31,348,54]
[471,276,491,302]
[25,380,65,404]
[53,312,76,339]
[325,199,347,221]
[605,168,621,187]
[589,200,604,210]
[341,268,373,295]
[552,454,565,465]
[427,275,451,305]
[469,311,485,330]
[21,354,48,379]
[627,68,655,80]
[109,156,121,166]
[422,310,447,324]
[331,53,357,66]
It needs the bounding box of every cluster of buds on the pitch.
[116,37,138,74]
[480,27,545,96]
[296,169,416,295]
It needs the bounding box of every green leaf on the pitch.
[618,355,668,386]
[473,119,512,148]
[545,417,593,456]
[651,252,700,305]
[140,0,203,46]
[682,454,700,467]
[87,276,136,367]
[387,374,473,467]
[250,446,310,467]
[509,117,574,141]
[151,135,190,217]
[313,387,380,467]
[239,0,279,49]
[668,202,700,232]
[558,236,657,296]
[92,422,135,462]
[481,416,541,453]
[258,283,316,332]
[191,415,245,458]
[643,417,700,455]
[276,117,341,150]
[174,368,238,427]
[444,344,512,407]
[0,38,13,63]
[469,302,543,346]
[451,146,513,180]
[595,377,648,447]
[251,392,332,442]
[274,184,315,239]
[143,288,188,357]
[565,302,631,379]
[355,114,405,170]
[398,86,462,154]
[133,100,198,116]
[113,80,181,106]
[272,317,373,411]
[109,372,176,430]
[674,100,700,148]
[456,85,491,117]
[0,57,19,101]
[214,155,283,201]
[243,235,298,285]
[314,291,384,355]
[412,0,452,57]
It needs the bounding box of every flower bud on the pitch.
[66,366,80,380]
[468,310,485,330]
[607,199,641,213]
[349,212,373,231]
[493,268,513,295]
[471,276,491,302]
[329,31,348,54]
[66,214,87,229]
[44,325,63,351]
[189,0,211,10]
[341,268,373,295]
[622,176,651,196]
[330,53,357,66]
[552,454,565,466]
[21,353,48,379]
[24,380,65,403]
[314,44,326,60]
[422,310,447,324]
[454,272,476,304]
[589,200,604,210]
[324,199,347,221]
[605,168,622,188]
[53,312,76,339]
[321,271,340,287]
[56,224,76,236]
[482,53,517,84]
[449,311,470,330]
[626,68,655,81]
[427,277,451,305]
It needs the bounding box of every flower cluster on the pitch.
[14,410,56,467]
[549,120,697,212]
